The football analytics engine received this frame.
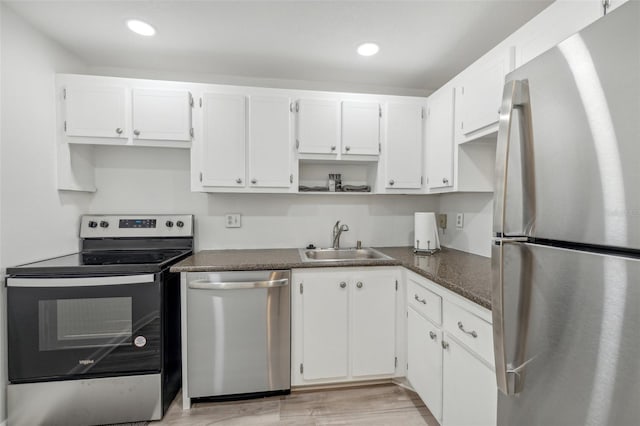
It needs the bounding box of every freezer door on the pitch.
[493,241,640,426]
[494,2,640,249]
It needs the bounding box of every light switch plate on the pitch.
[456,213,464,229]
[225,213,241,228]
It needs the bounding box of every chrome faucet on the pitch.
[332,220,349,249]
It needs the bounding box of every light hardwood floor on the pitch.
[155,384,439,426]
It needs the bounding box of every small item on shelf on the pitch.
[335,174,342,191]
[298,185,329,192]
[328,174,336,192]
[341,185,371,192]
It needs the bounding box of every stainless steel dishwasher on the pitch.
[185,270,290,401]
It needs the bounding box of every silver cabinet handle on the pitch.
[441,341,449,350]
[345,146,351,152]
[339,281,347,289]
[133,129,140,136]
[330,145,336,152]
[356,281,363,289]
[389,179,395,186]
[188,278,288,290]
[251,178,257,184]
[236,178,243,184]
[457,321,478,338]
[115,127,123,135]
[429,331,437,340]
[442,178,449,184]
[414,294,427,304]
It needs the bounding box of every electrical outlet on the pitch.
[437,214,447,229]
[456,213,464,229]
[225,213,241,228]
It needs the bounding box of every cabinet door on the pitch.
[442,337,497,426]
[296,99,340,155]
[351,272,396,377]
[64,85,127,139]
[407,308,443,422]
[248,95,292,188]
[455,51,511,142]
[426,88,454,190]
[132,89,192,141]
[341,101,380,156]
[201,93,246,187]
[301,274,349,381]
[385,102,423,189]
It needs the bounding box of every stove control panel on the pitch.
[80,215,194,238]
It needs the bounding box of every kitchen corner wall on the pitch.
[438,192,493,257]
[0,4,90,423]
[87,146,440,250]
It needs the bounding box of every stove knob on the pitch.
[99,221,109,228]
[166,220,174,228]
[88,221,98,228]
[176,221,184,228]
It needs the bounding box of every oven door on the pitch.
[7,274,161,383]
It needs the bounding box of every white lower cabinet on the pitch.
[291,267,398,385]
[406,271,496,426]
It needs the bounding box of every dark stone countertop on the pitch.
[171,246,492,310]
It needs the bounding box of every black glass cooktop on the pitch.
[6,249,191,276]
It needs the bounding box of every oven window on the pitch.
[39,297,133,351]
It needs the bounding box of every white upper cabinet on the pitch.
[295,99,340,155]
[426,87,454,190]
[64,84,127,139]
[384,102,424,189]
[248,95,293,188]
[132,89,192,141]
[201,93,246,188]
[341,101,380,156]
[455,49,513,143]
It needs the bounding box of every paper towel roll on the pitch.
[414,212,440,253]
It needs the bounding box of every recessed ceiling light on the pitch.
[357,43,379,57]
[126,19,156,37]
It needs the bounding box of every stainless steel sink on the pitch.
[299,247,392,262]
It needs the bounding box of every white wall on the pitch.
[87,146,440,250]
[0,4,89,422]
[437,192,493,257]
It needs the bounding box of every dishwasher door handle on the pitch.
[188,278,289,290]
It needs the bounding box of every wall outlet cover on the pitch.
[456,213,464,229]
[437,214,447,229]
[225,213,241,228]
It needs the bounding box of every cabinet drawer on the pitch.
[407,278,442,325]
[443,300,493,365]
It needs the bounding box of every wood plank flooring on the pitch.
[155,384,439,426]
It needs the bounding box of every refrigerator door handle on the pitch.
[493,79,535,237]
[492,239,530,396]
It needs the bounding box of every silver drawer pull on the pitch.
[458,321,478,338]
[414,294,427,304]
[429,331,437,340]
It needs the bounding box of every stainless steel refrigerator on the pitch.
[492,2,639,425]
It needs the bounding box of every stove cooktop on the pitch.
[5,249,192,276]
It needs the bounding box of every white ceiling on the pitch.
[6,0,553,93]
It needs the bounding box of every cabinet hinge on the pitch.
[190,128,194,137]
[378,105,382,118]
[290,174,293,184]
[461,86,465,95]
[378,143,381,154]
[199,97,202,108]
[395,280,398,291]
[395,357,398,368]
[299,283,303,294]
[421,107,425,119]
[63,121,67,132]
[602,0,610,15]
[421,176,424,186]
[63,88,66,99]
[295,101,300,113]
[199,172,203,183]
[461,121,464,130]
[295,139,300,150]
[300,363,304,374]
[189,92,194,107]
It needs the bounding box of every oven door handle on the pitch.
[6,274,155,287]
[188,278,289,290]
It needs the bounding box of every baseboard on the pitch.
[291,378,394,392]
